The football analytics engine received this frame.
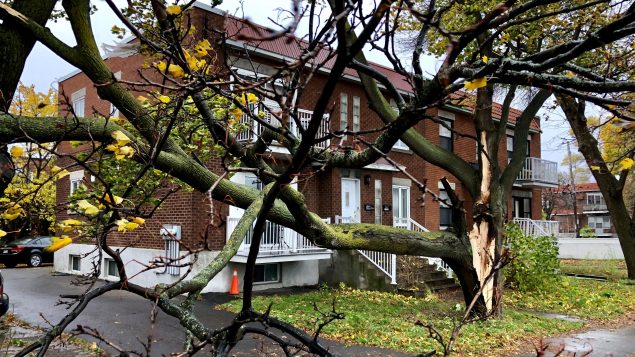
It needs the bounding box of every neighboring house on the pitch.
[551,183,615,237]
[53,3,558,292]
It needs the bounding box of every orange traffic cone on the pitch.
[229,268,240,295]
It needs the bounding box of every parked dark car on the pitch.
[0,236,54,268]
[0,271,8,316]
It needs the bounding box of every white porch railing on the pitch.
[226,217,329,256]
[398,218,454,278]
[236,105,330,149]
[335,215,397,285]
[516,157,558,185]
[512,217,560,237]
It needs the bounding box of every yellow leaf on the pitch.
[500,33,510,43]
[165,4,182,16]
[155,61,167,72]
[167,64,185,78]
[565,71,575,78]
[618,158,634,171]
[116,219,139,232]
[103,194,124,205]
[137,95,149,104]
[0,230,6,238]
[111,130,131,146]
[463,77,487,91]
[62,219,82,226]
[77,200,100,217]
[51,165,70,178]
[3,205,23,221]
[45,236,72,253]
[482,55,488,64]
[194,39,212,57]
[158,95,171,104]
[590,165,601,171]
[116,146,135,160]
[10,146,24,157]
[131,217,145,225]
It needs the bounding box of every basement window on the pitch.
[69,255,81,272]
[104,258,119,278]
[254,263,280,284]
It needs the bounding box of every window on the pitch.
[390,100,409,150]
[110,72,121,118]
[374,180,382,224]
[69,255,81,272]
[245,174,263,190]
[69,170,84,197]
[439,189,453,228]
[507,135,514,162]
[254,263,280,283]
[339,93,348,132]
[71,88,86,117]
[352,96,360,132]
[438,110,455,152]
[105,258,119,277]
[392,185,410,227]
[587,193,605,205]
[588,215,610,229]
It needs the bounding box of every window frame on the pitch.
[352,96,360,132]
[438,110,455,152]
[104,258,120,278]
[253,263,281,284]
[70,88,86,118]
[69,255,81,272]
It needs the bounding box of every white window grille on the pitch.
[71,88,86,117]
[160,225,181,276]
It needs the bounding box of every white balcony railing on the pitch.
[513,217,560,237]
[583,203,608,212]
[226,217,329,256]
[235,104,330,149]
[516,157,558,185]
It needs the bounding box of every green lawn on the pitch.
[218,265,635,355]
[559,259,628,281]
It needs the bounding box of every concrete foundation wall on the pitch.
[54,244,321,293]
[557,238,624,259]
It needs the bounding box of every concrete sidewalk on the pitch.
[2,267,412,356]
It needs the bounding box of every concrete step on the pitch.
[419,270,448,281]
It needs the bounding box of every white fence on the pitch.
[513,217,559,237]
[516,157,558,184]
[235,105,330,149]
[558,238,624,259]
[226,217,329,256]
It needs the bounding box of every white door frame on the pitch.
[341,178,361,223]
[392,185,410,228]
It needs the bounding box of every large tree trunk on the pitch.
[557,95,635,279]
[0,0,57,110]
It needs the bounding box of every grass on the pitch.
[218,287,584,355]
[217,260,635,355]
[559,259,628,280]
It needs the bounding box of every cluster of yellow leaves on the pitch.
[464,77,487,91]
[153,39,211,79]
[51,165,70,178]
[115,217,145,233]
[106,131,135,160]
[0,229,6,238]
[58,219,83,233]
[3,204,24,221]
[77,200,100,217]
[165,4,182,16]
[9,146,24,157]
[44,236,73,253]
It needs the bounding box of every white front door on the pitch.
[392,185,410,228]
[341,178,361,223]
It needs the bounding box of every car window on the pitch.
[7,237,35,246]
[39,237,52,246]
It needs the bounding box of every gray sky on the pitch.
[19,0,570,167]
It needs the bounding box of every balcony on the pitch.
[515,157,558,188]
[235,105,330,149]
[226,217,331,263]
[583,203,608,213]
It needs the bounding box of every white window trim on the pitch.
[340,93,348,131]
[104,258,119,278]
[70,88,86,117]
[69,255,81,272]
[352,96,360,132]
[253,263,281,284]
[110,72,122,118]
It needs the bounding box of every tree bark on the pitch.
[557,94,635,279]
[0,0,57,110]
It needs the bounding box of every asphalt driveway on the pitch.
[2,267,411,356]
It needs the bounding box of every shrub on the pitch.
[504,223,560,292]
[579,226,597,238]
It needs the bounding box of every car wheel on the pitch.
[3,262,17,268]
[28,253,42,267]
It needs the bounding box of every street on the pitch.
[2,267,410,356]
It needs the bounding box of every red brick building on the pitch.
[551,183,615,237]
[53,3,558,291]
